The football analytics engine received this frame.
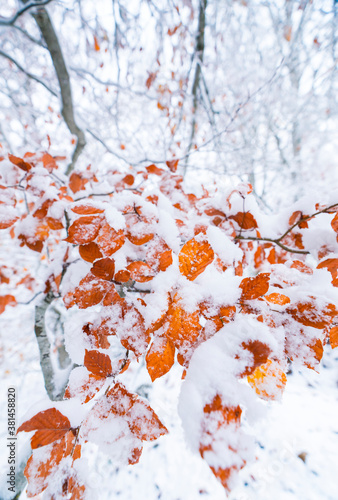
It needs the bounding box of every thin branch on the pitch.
[276,202,338,242]
[0,0,53,26]
[235,202,338,255]
[235,235,309,254]
[0,49,58,96]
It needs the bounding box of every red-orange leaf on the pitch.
[240,273,270,300]
[79,242,103,262]
[146,335,175,381]
[0,294,16,314]
[331,213,338,233]
[114,269,131,283]
[329,326,338,349]
[84,349,113,378]
[240,340,271,376]
[146,164,164,176]
[229,212,257,230]
[166,159,179,172]
[66,216,102,244]
[0,216,18,229]
[18,408,71,449]
[179,238,214,281]
[286,301,336,329]
[91,257,115,280]
[8,153,32,171]
[317,258,338,282]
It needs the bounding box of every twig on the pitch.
[0,49,58,96]
[0,0,54,26]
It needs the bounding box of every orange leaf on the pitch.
[317,258,338,281]
[96,223,125,255]
[91,257,115,280]
[18,408,71,449]
[0,214,18,229]
[179,238,214,281]
[247,359,287,401]
[8,153,32,171]
[0,294,16,314]
[127,261,155,282]
[164,298,202,356]
[290,260,313,274]
[229,212,257,230]
[331,213,338,233]
[84,349,113,378]
[63,273,115,309]
[94,35,100,51]
[329,326,338,349]
[265,293,290,305]
[240,273,270,300]
[146,335,175,381]
[71,205,105,215]
[66,216,102,245]
[79,242,103,262]
[68,172,89,193]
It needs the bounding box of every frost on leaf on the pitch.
[146,335,175,381]
[107,382,168,441]
[286,301,336,329]
[96,222,125,255]
[240,273,270,300]
[127,261,155,282]
[18,408,71,449]
[247,359,287,401]
[81,382,167,466]
[179,238,214,281]
[24,431,76,497]
[66,216,102,244]
[64,366,105,403]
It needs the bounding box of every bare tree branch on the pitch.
[0,49,58,96]
[0,0,53,26]
[28,5,86,173]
